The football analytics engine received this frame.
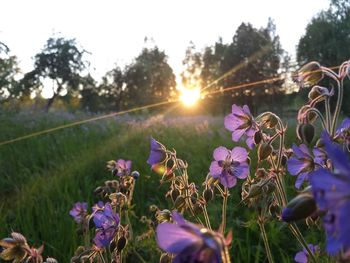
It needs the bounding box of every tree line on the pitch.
[0,0,349,114]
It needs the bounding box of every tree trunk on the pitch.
[44,93,57,112]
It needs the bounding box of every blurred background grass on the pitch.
[0,111,324,262]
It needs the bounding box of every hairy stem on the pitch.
[258,220,274,263]
[221,187,228,234]
[289,223,317,263]
[331,79,343,136]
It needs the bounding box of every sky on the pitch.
[0,0,330,81]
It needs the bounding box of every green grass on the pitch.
[0,111,324,262]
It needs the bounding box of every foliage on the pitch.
[123,46,177,108]
[19,37,87,111]
[0,41,20,102]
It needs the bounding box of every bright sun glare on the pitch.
[180,88,201,107]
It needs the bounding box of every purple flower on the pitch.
[156,212,224,263]
[147,137,166,166]
[224,104,258,149]
[309,133,350,254]
[335,118,350,151]
[209,146,249,188]
[69,202,88,224]
[287,144,324,189]
[114,159,132,177]
[92,202,120,248]
[294,244,320,263]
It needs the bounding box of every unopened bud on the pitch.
[297,123,315,144]
[203,188,214,203]
[117,236,127,251]
[131,171,140,179]
[308,86,330,101]
[254,131,263,145]
[156,209,172,223]
[281,193,317,222]
[293,61,323,88]
[261,113,278,129]
[258,143,272,161]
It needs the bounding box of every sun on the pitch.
[180,87,201,107]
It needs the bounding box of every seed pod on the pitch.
[281,193,317,223]
[203,188,214,203]
[93,186,104,195]
[297,123,315,144]
[258,143,272,161]
[117,236,127,252]
[308,85,330,101]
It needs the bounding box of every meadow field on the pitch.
[0,110,324,262]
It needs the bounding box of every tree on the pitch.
[123,46,176,108]
[297,0,350,114]
[297,0,350,66]
[0,41,20,102]
[181,20,285,114]
[20,37,87,111]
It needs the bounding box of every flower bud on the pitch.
[261,113,278,129]
[281,193,317,222]
[308,86,331,101]
[117,236,127,251]
[203,188,214,203]
[131,171,140,179]
[258,143,272,161]
[293,61,323,88]
[156,209,172,223]
[45,258,58,263]
[297,123,315,144]
[254,131,263,145]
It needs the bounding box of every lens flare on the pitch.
[180,88,201,107]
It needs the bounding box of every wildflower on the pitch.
[0,232,30,262]
[287,144,324,189]
[209,146,249,188]
[26,245,44,263]
[335,118,350,151]
[224,104,258,149]
[69,202,88,224]
[147,137,166,166]
[294,244,320,263]
[293,61,323,88]
[92,202,120,248]
[156,212,225,263]
[309,132,350,254]
[114,159,132,177]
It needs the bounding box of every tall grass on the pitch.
[0,111,321,262]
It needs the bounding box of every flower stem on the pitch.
[325,97,332,133]
[221,187,228,234]
[202,205,212,230]
[331,78,343,136]
[289,223,317,263]
[258,220,274,263]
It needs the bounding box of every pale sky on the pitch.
[0,0,330,81]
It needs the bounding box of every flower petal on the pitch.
[209,161,222,178]
[156,223,202,254]
[231,147,248,163]
[213,146,229,161]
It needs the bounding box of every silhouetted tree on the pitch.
[20,37,87,111]
[123,46,176,107]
